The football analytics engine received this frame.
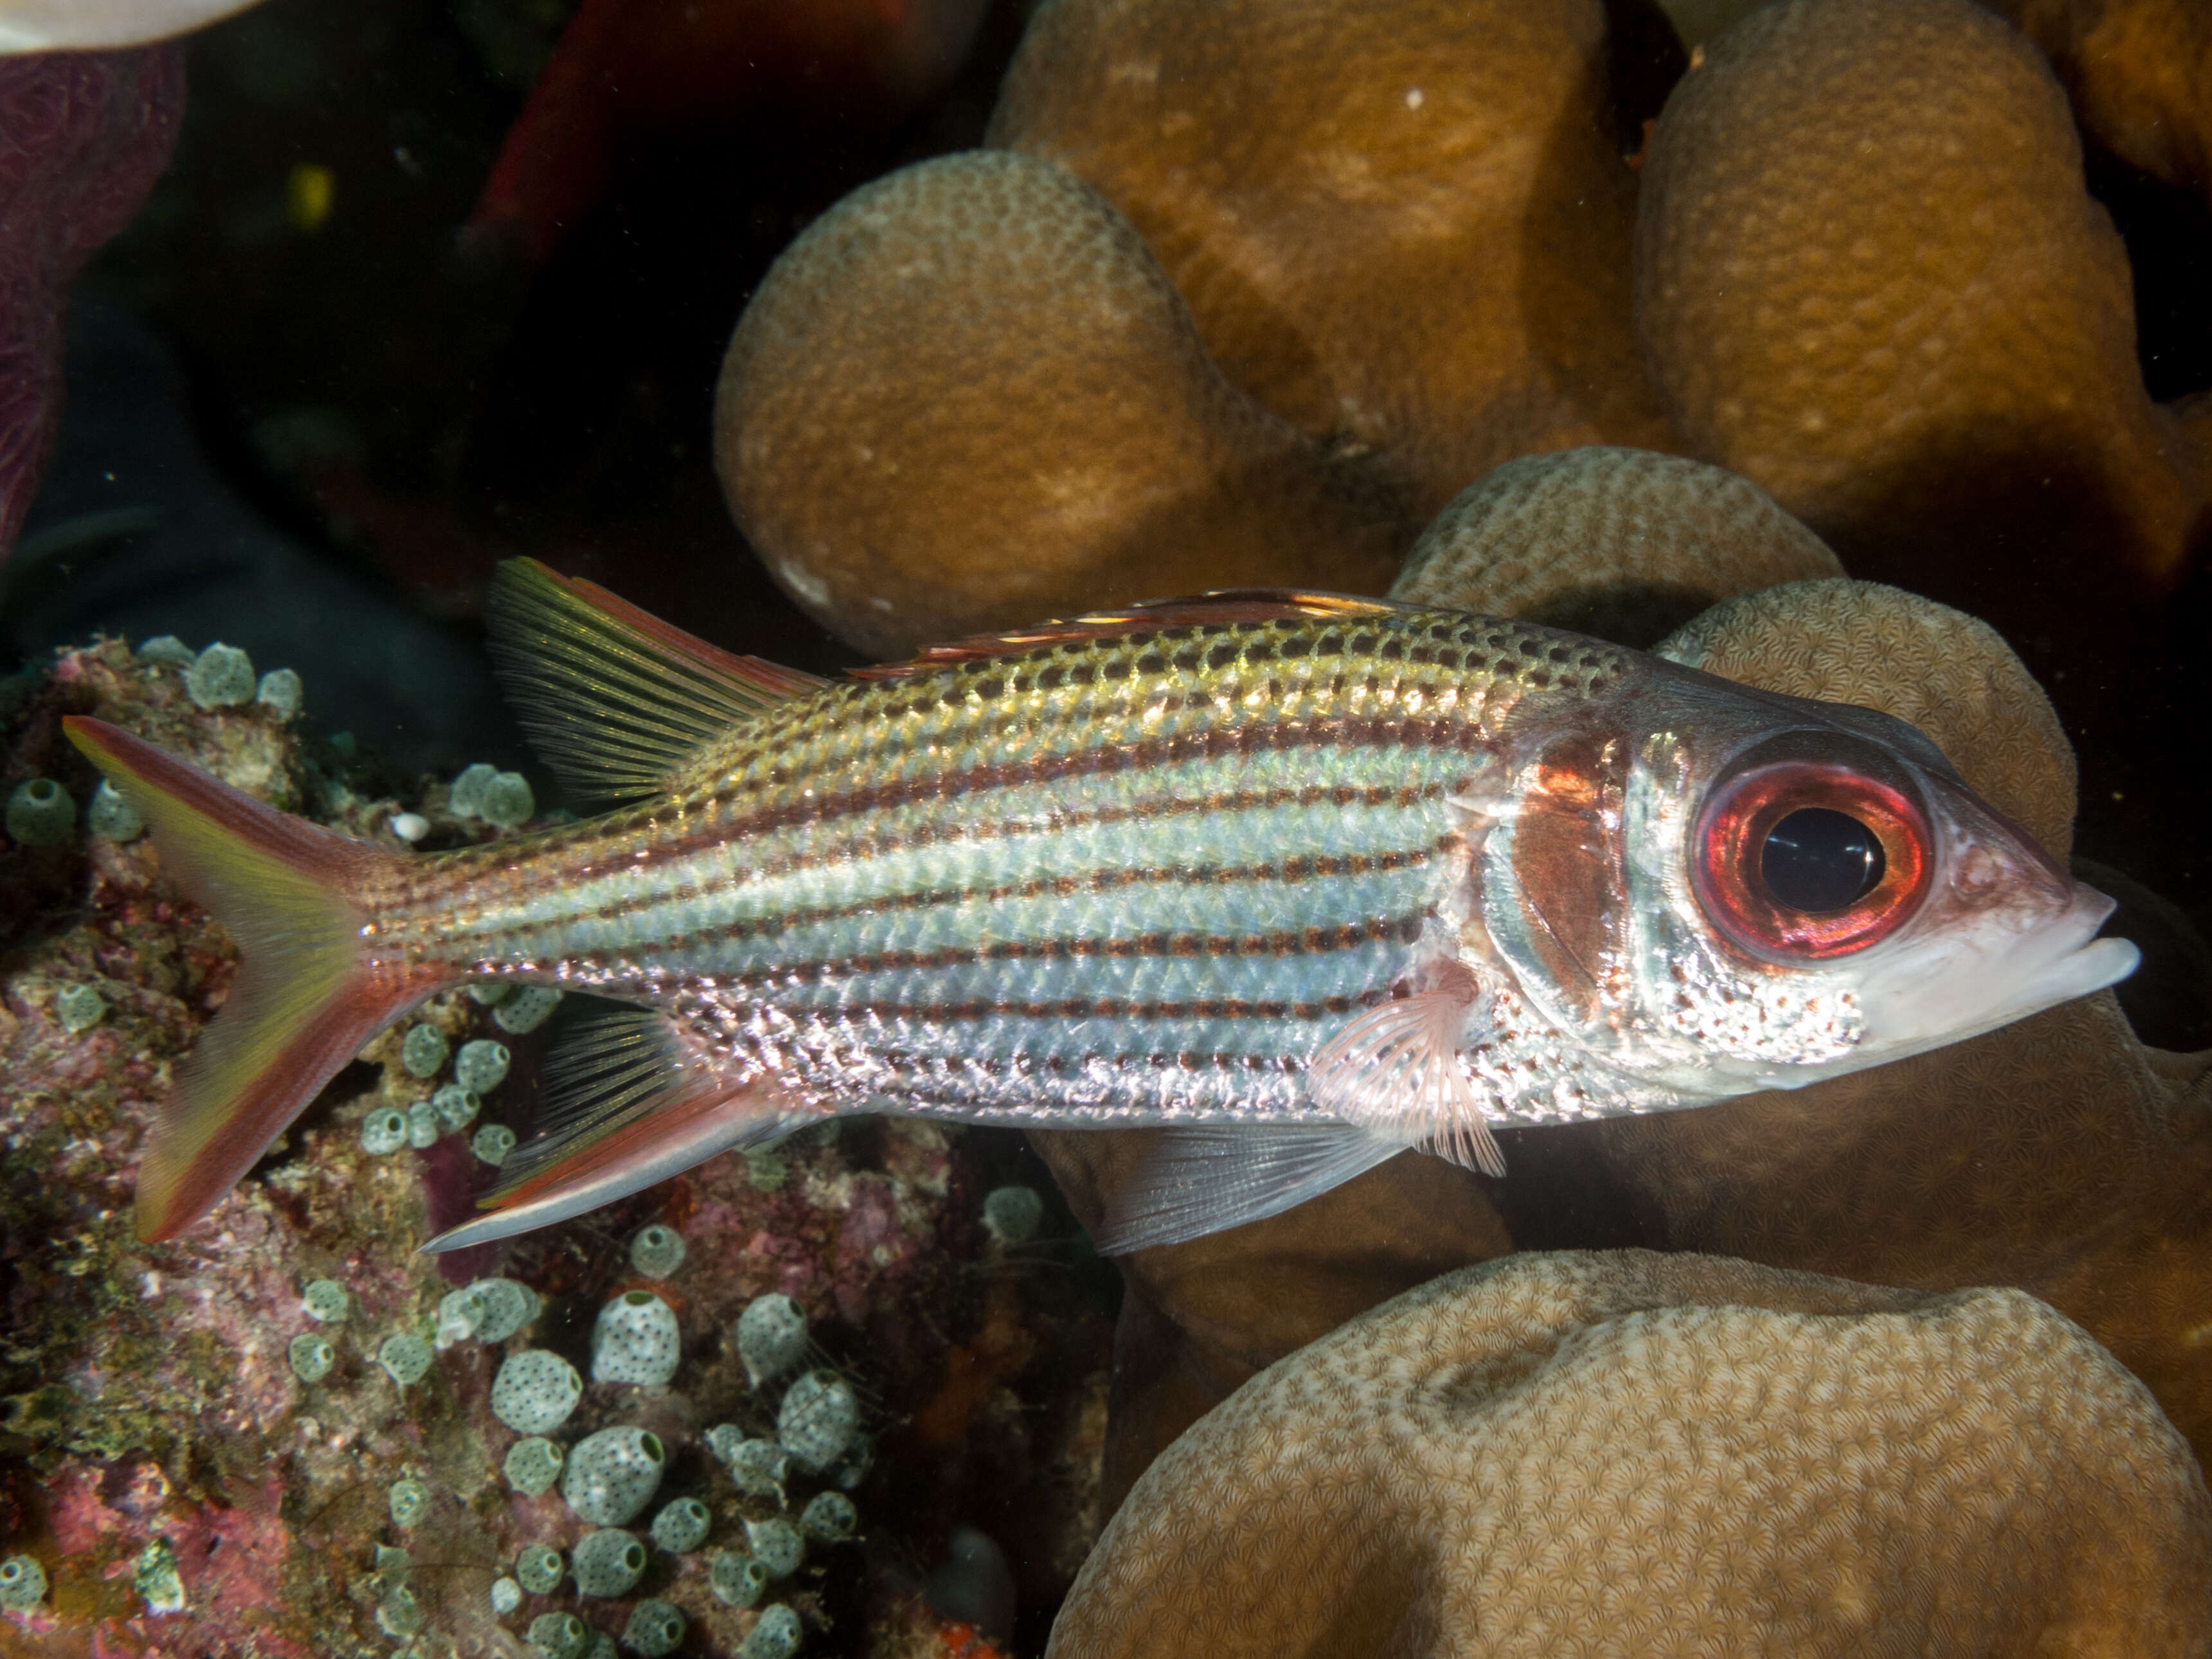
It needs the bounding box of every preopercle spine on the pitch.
[358,610,1630,1125]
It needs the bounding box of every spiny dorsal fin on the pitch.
[849,589,1404,682]
[487,558,831,807]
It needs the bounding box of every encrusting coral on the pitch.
[1048,1251,2212,1658]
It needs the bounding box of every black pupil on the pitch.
[1759,807,1885,913]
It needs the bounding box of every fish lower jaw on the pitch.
[1848,890,2137,1063]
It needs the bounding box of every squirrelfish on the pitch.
[67,560,2137,1254]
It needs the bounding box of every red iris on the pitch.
[1693,760,1931,960]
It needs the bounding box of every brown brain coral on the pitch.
[1983,0,2212,212]
[714,149,1401,659]
[1635,0,2202,590]
[1050,1251,2212,1659]
[990,0,1680,517]
[1389,445,1842,646]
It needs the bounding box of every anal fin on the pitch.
[422,1003,816,1252]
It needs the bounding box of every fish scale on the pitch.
[68,560,2132,1254]
[366,609,1572,1121]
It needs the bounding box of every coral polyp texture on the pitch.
[988,0,1678,514]
[1634,0,2200,590]
[0,640,1112,1656]
[715,150,1403,658]
[1052,1252,2212,1658]
[1389,447,1843,647]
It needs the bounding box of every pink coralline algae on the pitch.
[0,641,1112,1656]
[0,46,185,560]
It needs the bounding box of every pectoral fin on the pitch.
[1304,980,1507,1178]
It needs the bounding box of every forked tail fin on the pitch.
[64,717,441,1242]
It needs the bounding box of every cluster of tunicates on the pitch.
[357,1000,542,1166]
[628,1224,686,1279]
[370,1548,420,1640]
[377,1332,433,1388]
[5,777,74,847]
[622,1599,686,1658]
[287,1275,354,1383]
[515,1543,564,1595]
[130,634,303,721]
[981,1183,1045,1247]
[85,780,142,841]
[505,1437,565,1497]
[571,1529,647,1597]
[301,1278,350,1322]
[386,1476,429,1529]
[694,1296,870,1650]
[562,1427,665,1527]
[472,1122,518,1166]
[647,1496,710,1554]
[53,983,106,1034]
[470,980,566,1034]
[287,1333,335,1383]
[492,1350,584,1435]
[0,1554,48,1611]
[448,761,536,830]
[525,1610,588,1658]
[735,1294,809,1390]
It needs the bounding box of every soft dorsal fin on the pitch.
[849,589,1404,682]
[487,558,831,807]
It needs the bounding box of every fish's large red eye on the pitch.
[1693,761,1931,959]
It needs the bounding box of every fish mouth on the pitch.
[1851,878,2139,1057]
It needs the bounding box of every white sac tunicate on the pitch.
[491,1350,582,1434]
[735,1294,807,1389]
[591,1291,680,1386]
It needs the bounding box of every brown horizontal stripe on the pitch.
[817,991,1372,1024]
[385,711,1493,926]
[424,783,1459,950]
[489,841,1445,950]
[723,912,1422,991]
[879,1046,1313,1082]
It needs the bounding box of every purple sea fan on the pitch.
[0,44,184,559]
